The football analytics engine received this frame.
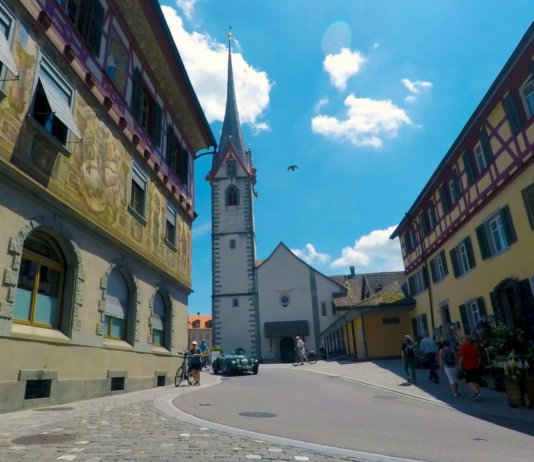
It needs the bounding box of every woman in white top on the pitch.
[439,339,459,397]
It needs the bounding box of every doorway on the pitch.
[280,337,295,363]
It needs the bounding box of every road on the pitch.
[173,367,534,462]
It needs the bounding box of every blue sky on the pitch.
[158,1,534,315]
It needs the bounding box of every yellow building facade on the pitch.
[0,0,214,412]
[392,23,534,344]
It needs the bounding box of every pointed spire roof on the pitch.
[213,30,247,168]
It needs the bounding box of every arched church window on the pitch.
[225,185,240,206]
[13,232,65,329]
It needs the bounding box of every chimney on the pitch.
[349,266,355,278]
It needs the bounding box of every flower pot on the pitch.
[505,381,525,408]
[525,378,534,408]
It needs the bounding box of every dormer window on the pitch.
[192,320,200,328]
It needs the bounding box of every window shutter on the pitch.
[462,150,476,185]
[422,313,428,332]
[475,223,490,260]
[131,67,143,119]
[408,275,415,296]
[503,92,522,135]
[422,265,429,288]
[450,248,459,278]
[451,169,461,203]
[429,258,437,283]
[440,250,449,276]
[465,237,476,269]
[165,125,176,169]
[153,102,163,146]
[500,205,517,245]
[411,317,418,338]
[477,297,487,318]
[459,304,471,335]
[404,232,413,253]
[86,0,104,56]
[480,127,493,164]
[439,184,450,213]
[522,182,534,230]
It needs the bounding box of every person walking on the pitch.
[199,339,209,368]
[296,336,307,365]
[439,339,459,397]
[458,335,482,400]
[420,331,439,383]
[401,335,417,384]
[188,341,202,386]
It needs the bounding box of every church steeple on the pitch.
[212,30,247,169]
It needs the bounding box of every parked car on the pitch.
[212,349,259,375]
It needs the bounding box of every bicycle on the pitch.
[201,353,211,371]
[293,349,318,366]
[175,353,194,387]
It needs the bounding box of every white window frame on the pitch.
[488,214,507,254]
[413,269,426,295]
[436,253,446,281]
[130,159,148,218]
[165,202,177,247]
[520,77,534,119]
[449,172,460,204]
[458,242,471,274]
[473,141,487,173]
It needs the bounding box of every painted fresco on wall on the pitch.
[105,26,128,95]
[0,21,192,286]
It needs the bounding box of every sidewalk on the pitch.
[294,358,534,424]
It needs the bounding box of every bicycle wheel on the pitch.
[292,354,300,366]
[307,352,317,364]
[187,369,195,385]
[175,366,184,387]
[203,357,211,371]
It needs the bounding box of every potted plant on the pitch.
[504,351,525,408]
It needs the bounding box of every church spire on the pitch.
[213,29,247,169]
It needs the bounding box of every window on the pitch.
[165,126,178,172]
[225,185,240,206]
[439,183,451,214]
[57,0,104,55]
[450,237,476,277]
[462,149,476,186]
[13,232,65,329]
[408,267,428,296]
[165,126,189,187]
[448,169,461,204]
[205,320,212,328]
[459,297,487,335]
[131,68,162,146]
[165,203,177,247]
[229,239,236,249]
[521,78,534,118]
[192,320,200,328]
[152,291,167,347]
[522,182,534,230]
[226,159,237,177]
[430,250,448,283]
[31,55,82,144]
[232,297,239,307]
[103,269,128,340]
[0,2,19,79]
[476,206,517,259]
[503,92,523,135]
[130,160,147,218]
[280,294,290,307]
[321,302,327,316]
[421,202,437,233]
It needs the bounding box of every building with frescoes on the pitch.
[391,22,534,342]
[0,0,215,412]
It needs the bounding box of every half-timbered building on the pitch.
[391,22,534,343]
[0,0,215,412]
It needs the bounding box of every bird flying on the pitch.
[287,164,299,171]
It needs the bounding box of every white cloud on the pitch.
[176,0,198,21]
[311,93,412,148]
[314,98,329,113]
[331,226,404,272]
[291,244,331,266]
[402,78,433,103]
[323,48,366,90]
[193,221,211,238]
[161,6,271,132]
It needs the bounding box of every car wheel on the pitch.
[212,363,219,375]
[252,366,259,375]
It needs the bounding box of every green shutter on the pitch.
[503,93,522,135]
[475,223,490,260]
[459,304,471,335]
[131,67,143,119]
[429,258,437,283]
[422,313,428,332]
[440,250,449,276]
[440,184,450,213]
[86,0,104,56]
[153,103,163,146]
[465,237,476,269]
[477,297,487,318]
[408,275,415,296]
[411,317,418,338]
[500,205,517,245]
[462,150,476,185]
[521,183,534,230]
[450,248,459,278]
[423,265,429,288]
[480,127,493,164]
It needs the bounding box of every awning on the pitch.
[264,320,309,338]
[39,71,82,139]
[0,31,18,77]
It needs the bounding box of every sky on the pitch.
[158,0,534,315]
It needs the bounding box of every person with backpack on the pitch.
[401,334,417,384]
[420,331,440,383]
[439,339,459,397]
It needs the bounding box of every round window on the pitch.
[280,294,290,307]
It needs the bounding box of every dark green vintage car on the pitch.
[211,350,259,375]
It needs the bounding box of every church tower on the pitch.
[208,32,260,357]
